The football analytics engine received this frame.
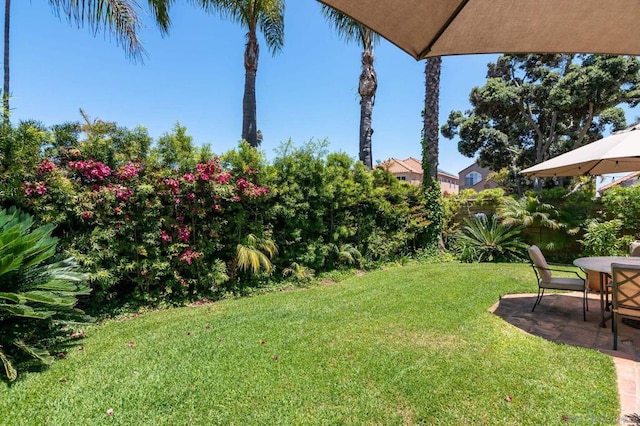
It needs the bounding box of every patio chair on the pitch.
[611,263,640,350]
[528,245,588,321]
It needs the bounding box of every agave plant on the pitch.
[0,207,89,381]
[454,214,528,263]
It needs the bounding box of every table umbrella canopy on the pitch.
[521,125,640,177]
[317,0,640,60]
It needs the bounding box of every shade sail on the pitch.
[317,0,640,60]
[521,125,640,177]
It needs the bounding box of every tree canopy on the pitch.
[442,54,640,177]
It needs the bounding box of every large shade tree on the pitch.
[198,0,284,148]
[321,5,379,170]
[442,54,640,184]
[3,0,174,124]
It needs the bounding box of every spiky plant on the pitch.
[454,214,528,263]
[0,207,89,381]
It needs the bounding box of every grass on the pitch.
[0,263,619,425]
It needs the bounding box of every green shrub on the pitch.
[579,219,626,256]
[0,207,89,381]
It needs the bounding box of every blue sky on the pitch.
[8,1,639,178]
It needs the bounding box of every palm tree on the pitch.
[321,6,379,170]
[199,0,284,148]
[2,0,174,125]
[232,233,278,279]
[421,56,442,185]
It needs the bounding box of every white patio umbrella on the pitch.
[521,125,640,177]
[317,0,640,60]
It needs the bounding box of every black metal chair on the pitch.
[528,245,588,321]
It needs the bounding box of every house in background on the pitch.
[458,163,498,192]
[597,171,640,196]
[377,157,459,194]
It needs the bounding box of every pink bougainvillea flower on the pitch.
[114,207,123,215]
[37,159,57,175]
[215,171,231,184]
[160,230,171,243]
[177,226,190,242]
[187,192,195,201]
[81,211,92,220]
[116,162,140,180]
[504,395,512,402]
[107,408,114,416]
[127,341,135,348]
[182,173,195,183]
[78,346,84,351]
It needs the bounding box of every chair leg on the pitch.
[613,313,618,350]
[532,288,544,312]
[583,289,587,321]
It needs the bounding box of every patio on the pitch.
[491,292,640,425]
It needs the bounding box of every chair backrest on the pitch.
[611,263,640,313]
[528,245,552,283]
[630,241,640,257]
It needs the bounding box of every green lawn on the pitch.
[0,263,619,425]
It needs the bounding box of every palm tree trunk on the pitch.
[358,39,376,170]
[242,32,259,147]
[422,56,442,185]
[3,0,9,126]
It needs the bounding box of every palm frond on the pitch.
[48,0,145,62]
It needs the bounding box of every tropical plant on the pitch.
[282,262,315,281]
[232,234,278,279]
[199,0,284,147]
[2,0,175,124]
[454,214,527,263]
[321,5,379,169]
[330,243,363,269]
[497,195,562,230]
[0,207,89,381]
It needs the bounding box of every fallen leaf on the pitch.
[505,395,512,402]
[59,376,68,383]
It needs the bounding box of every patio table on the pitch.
[573,256,640,327]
